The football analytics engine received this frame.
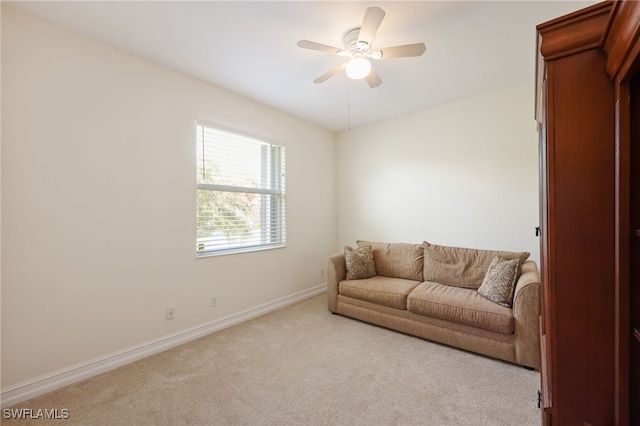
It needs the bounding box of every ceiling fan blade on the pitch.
[314,63,346,84]
[377,43,426,59]
[297,40,341,55]
[366,66,382,88]
[358,7,385,47]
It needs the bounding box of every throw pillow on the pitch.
[345,245,376,280]
[477,256,521,308]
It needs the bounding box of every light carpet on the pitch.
[3,294,541,425]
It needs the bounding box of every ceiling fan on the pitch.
[297,7,426,88]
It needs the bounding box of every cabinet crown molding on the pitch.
[537,1,612,61]
[603,1,640,79]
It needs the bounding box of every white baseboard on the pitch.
[1,284,327,408]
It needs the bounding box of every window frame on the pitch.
[195,121,286,257]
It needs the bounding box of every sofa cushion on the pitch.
[407,281,515,334]
[357,240,423,281]
[477,256,521,308]
[344,245,376,280]
[423,241,530,289]
[339,276,421,310]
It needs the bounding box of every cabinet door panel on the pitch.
[549,48,616,426]
[629,71,640,426]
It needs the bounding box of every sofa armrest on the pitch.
[327,253,345,312]
[512,260,541,369]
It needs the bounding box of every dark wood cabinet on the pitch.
[536,1,640,424]
[630,78,640,426]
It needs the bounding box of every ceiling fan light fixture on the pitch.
[345,57,371,80]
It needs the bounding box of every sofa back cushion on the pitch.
[423,241,530,289]
[356,240,424,281]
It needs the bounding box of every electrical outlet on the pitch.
[166,307,175,320]
[320,268,325,277]
[210,295,217,307]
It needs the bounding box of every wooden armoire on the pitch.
[536,1,640,425]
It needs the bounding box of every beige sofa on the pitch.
[327,240,541,370]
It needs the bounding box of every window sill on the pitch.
[196,244,286,258]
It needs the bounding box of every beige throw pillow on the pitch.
[477,256,521,308]
[345,245,376,280]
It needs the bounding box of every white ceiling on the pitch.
[6,1,596,132]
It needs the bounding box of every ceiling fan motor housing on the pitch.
[344,28,368,55]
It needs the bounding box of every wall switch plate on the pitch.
[166,307,175,320]
[210,295,217,307]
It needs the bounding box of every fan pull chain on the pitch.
[347,79,351,131]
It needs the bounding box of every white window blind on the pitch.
[196,122,286,256]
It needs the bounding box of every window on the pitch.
[196,122,286,256]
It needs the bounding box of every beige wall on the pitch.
[336,82,540,264]
[1,6,336,388]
